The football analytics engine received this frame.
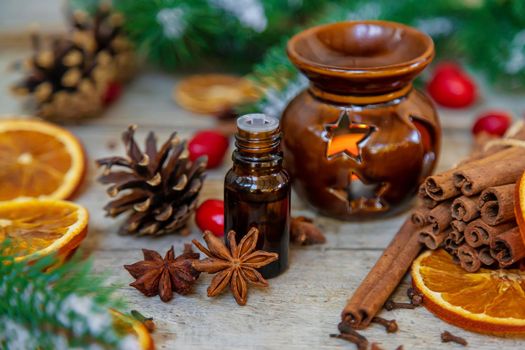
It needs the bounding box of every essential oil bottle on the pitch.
[224,113,290,278]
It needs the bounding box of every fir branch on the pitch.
[68,0,525,95]
[69,0,331,70]
[0,245,137,350]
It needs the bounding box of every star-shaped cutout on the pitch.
[327,171,389,213]
[324,110,374,162]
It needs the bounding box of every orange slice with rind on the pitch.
[174,74,259,115]
[412,249,525,334]
[0,118,86,201]
[0,198,88,262]
[110,309,155,350]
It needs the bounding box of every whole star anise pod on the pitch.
[192,228,278,306]
[124,244,200,302]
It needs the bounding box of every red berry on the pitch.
[188,130,229,169]
[427,63,477,108]
[195,199,224,236]
[101,81,123,106]
[472,110,512,137]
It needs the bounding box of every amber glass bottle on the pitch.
[224,114,290,278]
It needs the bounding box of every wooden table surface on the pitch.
[2,47,525,350]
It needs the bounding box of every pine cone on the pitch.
[97,125,207,236]
[70,5,135,83]
[10,5,134,121]
[10,35,104,121]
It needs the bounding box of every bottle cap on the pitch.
[237,113,279,133]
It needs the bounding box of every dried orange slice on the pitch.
[110,309,155,350]
[412,249,525,334]
[0,118,86,201]
[0,198,88,262]
[174,74,259,115]
[515,171,525,245]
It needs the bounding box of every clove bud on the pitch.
[337,321,354,334]
[384,300,417,311]
[407,287,424,306]
[290,216,326,245]
[332,321,368,350]
[372,316,398,333]
[330,333,368,350]
[441,331,468,346]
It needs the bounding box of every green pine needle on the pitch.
[0,244,135,350]
[69,0,330,70]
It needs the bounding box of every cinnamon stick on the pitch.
[427,200,453,233]
[411,207,429,227]
[490,227,525,267]
[479,184,515,226]
[457,244,482,272]
[424,172,461,201]
[451,195,480,222]
[418,184,438,209]
[478,246,496,266]
[453,147,525,196]
[449,229,464,244]
[450,220,467,234]
[463,219,516,248]
[443,235,460,256]
[425,147,517,201]
[418,227,450,250]
[342,219,421,329]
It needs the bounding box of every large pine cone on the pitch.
[96,125,207,235]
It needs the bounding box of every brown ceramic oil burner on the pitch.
[282,20,441,220]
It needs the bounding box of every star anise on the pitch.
[192,228,278,306]
[124,244,200,302]
[290,216,326,245]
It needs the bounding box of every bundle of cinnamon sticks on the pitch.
[341,127,525,330]
[416,144,525,271]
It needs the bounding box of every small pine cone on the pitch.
[70,6,135,83]
[38,82,103,121]
[97,125,207,235]
[10,35,104,121]
[10,5,134,122]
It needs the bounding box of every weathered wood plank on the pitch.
[92,249,525,350]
